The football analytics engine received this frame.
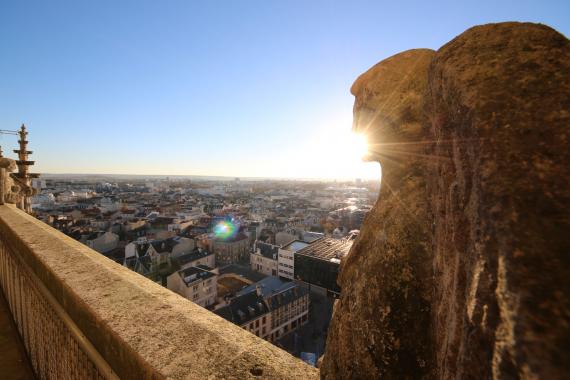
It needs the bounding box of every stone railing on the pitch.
[0,205,319,379]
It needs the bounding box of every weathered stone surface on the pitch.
[322,22,570,379]
[0,205,319,380]
[0,158,23,206]
[322,48,437,379]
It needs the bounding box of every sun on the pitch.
[355,133,369,159]
[283,126,378,180]
[346,132,369,160]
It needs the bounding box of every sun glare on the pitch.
[349,133,369,160]
[275,121,379,180]
[297,129,377,180]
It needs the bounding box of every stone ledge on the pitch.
[0,205,319,379]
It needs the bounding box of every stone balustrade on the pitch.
[0,205,319,379]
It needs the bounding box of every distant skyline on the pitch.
[1,1,569,179]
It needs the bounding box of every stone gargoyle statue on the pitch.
[0,157,37,210]
[0,157,22,205]
[321,22,569,379]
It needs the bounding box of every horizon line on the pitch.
[39,172,381,182]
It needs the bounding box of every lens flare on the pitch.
[213,220,236,240]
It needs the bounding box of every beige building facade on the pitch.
[167,265,218,308]
[250,241,278,277]
[212,233,249,264]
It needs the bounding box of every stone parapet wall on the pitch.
[0,205,318,379]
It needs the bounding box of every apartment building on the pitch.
[235,277,310,343]
[214,289,272,339]
[167,265,218,308]
[277,240,310,280]
[212,232,249,264]
[294,236,354,297]
[250,241,279,277]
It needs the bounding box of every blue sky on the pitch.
[1,0,568,179]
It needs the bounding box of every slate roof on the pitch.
[256,241,279,259]
[84,231,101,240]
[178,265,216,286]
[150,239,178,254]
[132,237,184,257]
[214,290,269,326]
[235,277,307,311]
[237,276,294,298]
[150,217,175,226]
[266,283,307,310]
[173,248,213,267]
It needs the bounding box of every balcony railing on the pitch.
[0,205,319,379]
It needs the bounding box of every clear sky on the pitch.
[1,1,568,180]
